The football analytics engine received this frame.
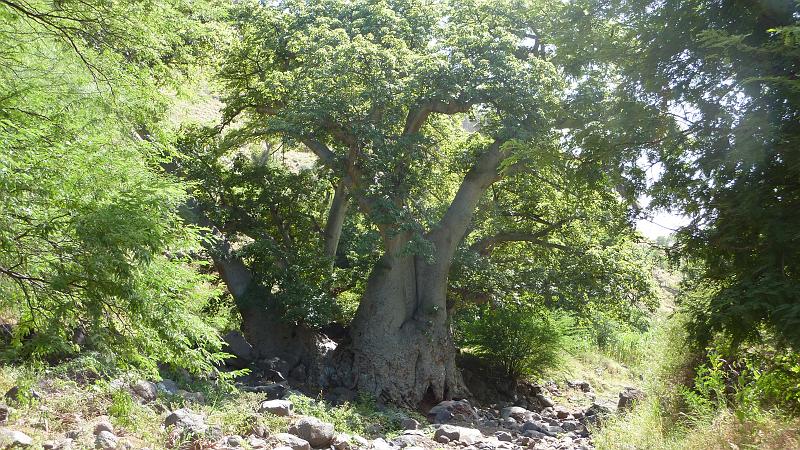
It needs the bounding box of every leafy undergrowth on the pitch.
[0,354,417,449]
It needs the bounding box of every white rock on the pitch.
[272,433,311,450]
[259,399,293,416]
[434,424,483,444]
[94,430,118,449]
[0,429,32,448]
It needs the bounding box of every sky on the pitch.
[636,210,690,240]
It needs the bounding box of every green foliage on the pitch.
[456,302,566,379]
[289,393,412,437]
[0,0,228,373]
[109,390,135,426]
[601,0,800,348]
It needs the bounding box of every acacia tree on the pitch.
[201,0,646,405]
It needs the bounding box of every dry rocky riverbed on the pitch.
[0,368,643,450]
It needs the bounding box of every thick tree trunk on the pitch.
[329,251,468,406]
[328,140,508,406]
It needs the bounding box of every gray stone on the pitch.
[0,429,32,448]
[618,387,644,411]
[553,406,570,419]
[568,380,592,392]
[331,434,351,450]
[226,435,243,447]
[156,379,179,395]
[433,425,482,445]
[272,433,311,450]
[247,437,267,448]
[535,394,554,408]
[495,431,513,442]
[259,400,293,416]
[433,434,449,444]
[428,399,478,424]
[500,406,529,421]
[288,417,335,448]
[0,406,9,424]
[94,431,118,449]
[370,438,392,450]
[130,380,157,402]
[177,390,204,403]
[400,417,420,430]
[164,408,207,437]
[93,420,113,436]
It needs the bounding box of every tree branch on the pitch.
[403,98,474,135]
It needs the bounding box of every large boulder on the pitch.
[433,425,482,445]
[288,417,335,448]
[0,429,32,448]
[259,399,293,416]
[427,400,478,424]
[164,409,208,437]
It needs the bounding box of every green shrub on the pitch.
[456,303,565,379]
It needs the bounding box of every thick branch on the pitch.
[403,99,474,135]
[323,179,349,260]
[429,139,509,263]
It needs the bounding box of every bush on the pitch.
[456,303,565,379]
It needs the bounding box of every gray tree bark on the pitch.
[329,141,508,406]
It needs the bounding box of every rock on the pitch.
[495,431,513,442]
[585,402,611,417]
[0,429,32,448]
[223,331,254,368]
[164,409,207,437]
[400,417,420,430]
[433,434,450,444]
[272,433,311,450]
[353,435,369,448]
[244,383,287,400]
[288,417,334,448]
[561,420,581,432]
[93,420,113,435]
[42,439,72,450]
[427,399,478,424]
[433,425,482,445]
[177,390,204,403]
[259,399,293,416]
[94,431,118,449]
[247,437,267,448]
[249,423,268,438]
[618,387,644,411]
[500,406,529,421]
[156,379,179,395]
[568,380,592,392]
[535,394,554,408]
[391,434,420,448]
[131,380,157,402]
[226,435,243,447]
[553,406,570,419]
[0,406,10,423]
[3,387,39,403]
[331,434,351,450]
[370,438,392,450]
